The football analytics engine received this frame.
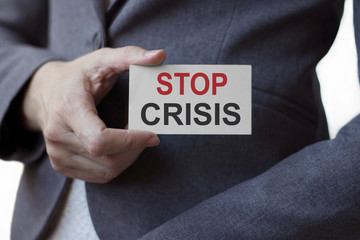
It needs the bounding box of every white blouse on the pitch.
[48,179,100,240]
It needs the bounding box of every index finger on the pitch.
[68,99,159,156]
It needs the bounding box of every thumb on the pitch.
[80,46,166,76]
[74,46,166,101]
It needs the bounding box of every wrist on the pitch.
[21,61,63,131]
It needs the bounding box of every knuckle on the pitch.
[99,47,111,55]
[43,110,67,144]
[121,46,133,55]
[43,121,55,139]
[102,168,119,182]
[122,132,137,149]
[94,48,110,59]
[93,48,113,66]
[43,125,60,143]
[120,46,138,60]
[54,103,67,118]
[102,155,117,169]
[50,159,70,175]
[85,133,106,157]
[45,144,55,157]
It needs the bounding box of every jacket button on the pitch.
[93,32,103,50]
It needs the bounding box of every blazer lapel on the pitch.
[89,0,107,29]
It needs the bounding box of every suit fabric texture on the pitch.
[1,0,360,239]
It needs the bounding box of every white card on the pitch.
[129,65,251,135]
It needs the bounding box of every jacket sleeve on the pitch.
[0,0,62,163]
[140,2,360,239]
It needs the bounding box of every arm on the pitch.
[0,1,167,183]
[0,0,60,162]
[139,2,360,239]
[140,118,360,239]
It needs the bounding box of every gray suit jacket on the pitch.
[1,0,360,239]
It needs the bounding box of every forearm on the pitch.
[140,115,360,239]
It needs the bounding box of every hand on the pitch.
[21,46,166,183]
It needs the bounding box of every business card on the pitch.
[129,65,251,135]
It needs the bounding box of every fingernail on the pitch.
[144,50,162,57]
[147,134,160,147]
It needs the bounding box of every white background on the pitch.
[0,0,359,239]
